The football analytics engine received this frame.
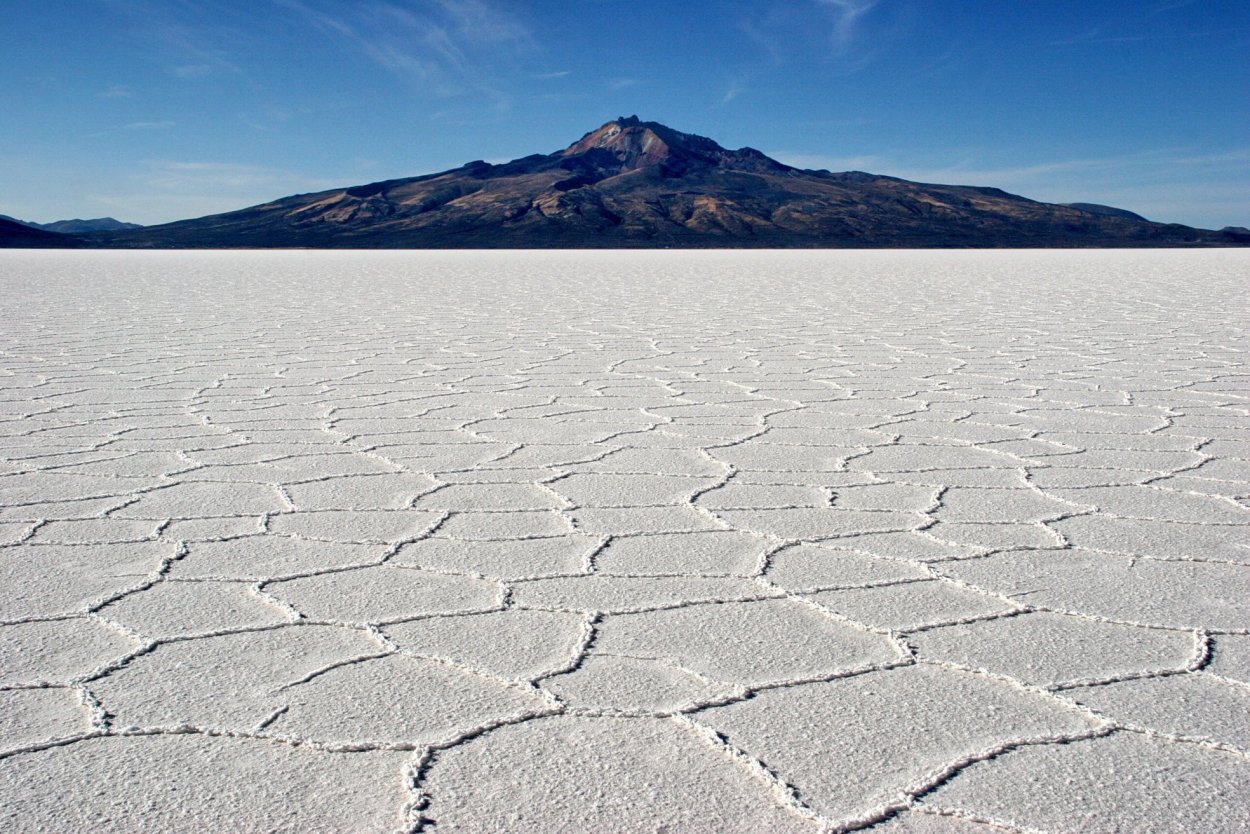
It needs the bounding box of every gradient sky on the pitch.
[3,0,1247,228]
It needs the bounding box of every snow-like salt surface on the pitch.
[1,249,1248,833]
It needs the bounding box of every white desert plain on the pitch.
[0,248,1248,833]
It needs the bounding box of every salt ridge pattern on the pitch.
[1,249,1247,833]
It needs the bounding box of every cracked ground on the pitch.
[1,249,1248,833]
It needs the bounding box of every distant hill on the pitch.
[0,215,141,234]
[37,217,143,234]
[8,117,1249,249]
[0,214,141,247]
[0,217,81,248]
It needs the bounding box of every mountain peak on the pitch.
[563,117,740,174]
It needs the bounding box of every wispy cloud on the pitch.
[84,120,176,139]
[1045,27,1233,47]
[735,18,784,66]
[816,0,879,47]
[1044,0,1239,49]
[731,1,893,80]
[141,160,335,191]
[170,63,214,78]
[106,2,246,78]
[712,70,757,108]
[277,0,531,98]
[1147,0,1201,15]
[609,77,639,91]
[429,0,529,44]
[98,84,133,99]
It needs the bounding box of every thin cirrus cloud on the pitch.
[170,64,215,78]
[107,2,245,78]
[729,1,885,80]
[83,121,176,139]
[816,0,879,46]
[276,0,531,96]
[111,0,529,90]
[141,160,338,192]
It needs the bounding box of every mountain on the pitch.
[0,216,81,248]
[37,217,143,234]
[0,214,140,233]
[0,215,141,247]
[23,117,1250,248]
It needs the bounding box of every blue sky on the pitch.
[3,0,1247,228]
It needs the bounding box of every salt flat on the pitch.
[0,249,1247,833]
